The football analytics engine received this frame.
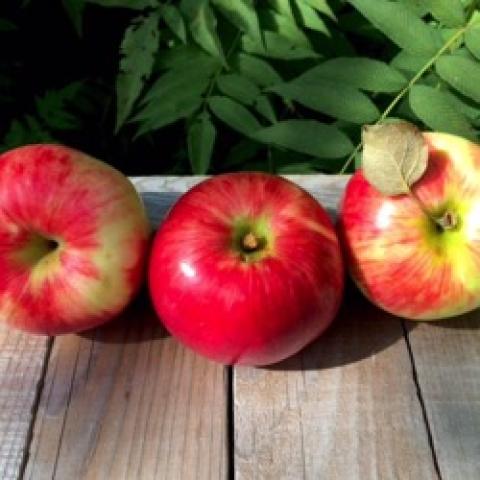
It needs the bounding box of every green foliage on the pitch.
[62,0,85,35]
[2,0,480,174]
[115,11,160,132]
[1,81,103,152]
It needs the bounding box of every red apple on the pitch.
[0,144,150,334]
[148,173,344,365]
[339,132,480,320]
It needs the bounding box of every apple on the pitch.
[0,144,150,334]
[339,132,480,320]
[148,172,344,365]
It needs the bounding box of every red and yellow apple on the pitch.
[148,172,344,366]
[0,144,150,334]
[339,132,480,320]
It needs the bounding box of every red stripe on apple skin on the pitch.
[149,173,344,366]
[339,132,480,320]
[0,145,150,334]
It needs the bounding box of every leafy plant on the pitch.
[0,81,106,152]
[1,0,480,174]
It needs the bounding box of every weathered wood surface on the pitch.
[24,299,228,480]
[0,175,478,480]
[234,289,439,480]
[407,313,480,480]
[0,328,49,479]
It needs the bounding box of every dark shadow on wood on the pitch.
[265,282,413,371]
[426,309,480,330]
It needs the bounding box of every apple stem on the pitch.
[408,188,458,231]
[242,232,259,251]
[437,211,458,230]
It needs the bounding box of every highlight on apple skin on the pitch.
[148,172,344,366]
[339,132,480,321]
[0,144,150,334]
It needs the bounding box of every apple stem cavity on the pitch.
[242,232,260,252]
[437,210,458,231]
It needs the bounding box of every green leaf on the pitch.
[424,0,465,27]
[277,162,317,173]
[269,80,380,123]
[62,0,85,35]
[211,0,261,41]
[135,96,202,136]
[442,89,480,125]
[115,12,160,132]
[140,66,213,107]
[390,51,431,75]
[259,8,311,47]
[232,53,283,87]
[0,18,17,32]
[161,5,187,43]
[35,82,83,131]
[253,120,354,158]
[189,2,225,64]
[436,55,480,103]
[396,0,430,17]
[241,32,319,59]
[296,57,407,93]
[135,72,210,125]
[2,116,54,152]
[208,96,261,136]
[254,96,277,123]
[409,85,477,140]
[294,0,330,35]
[267,0,294,18]
[188,112,216,174]
[156,45,221,72]
[348,0,439,55]
[224,139,263,168]
[217,74,260,105]
[300,0,336,21]
[465,23,480,60]
[87,0,155,9]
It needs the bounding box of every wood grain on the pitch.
[23,297,228,480]
[406,313,480,480]
[234,290,439,480]
[0,327,49,479]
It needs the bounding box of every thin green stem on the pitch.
[339,25,470,174]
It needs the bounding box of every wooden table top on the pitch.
[1,175,479,480]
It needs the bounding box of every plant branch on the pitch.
[339,25,471,174]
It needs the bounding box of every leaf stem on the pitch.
[339,25,470,174]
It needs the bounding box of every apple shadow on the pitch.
[77,288,170,344]
[426,308,480,330]
[264,282,413,371]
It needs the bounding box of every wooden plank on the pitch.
[231,177,438,480]
[0,328,49,479]
[24,297,228,480]
[234,289,439,480]
[406,314,480,480]
[23,185,229,480]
